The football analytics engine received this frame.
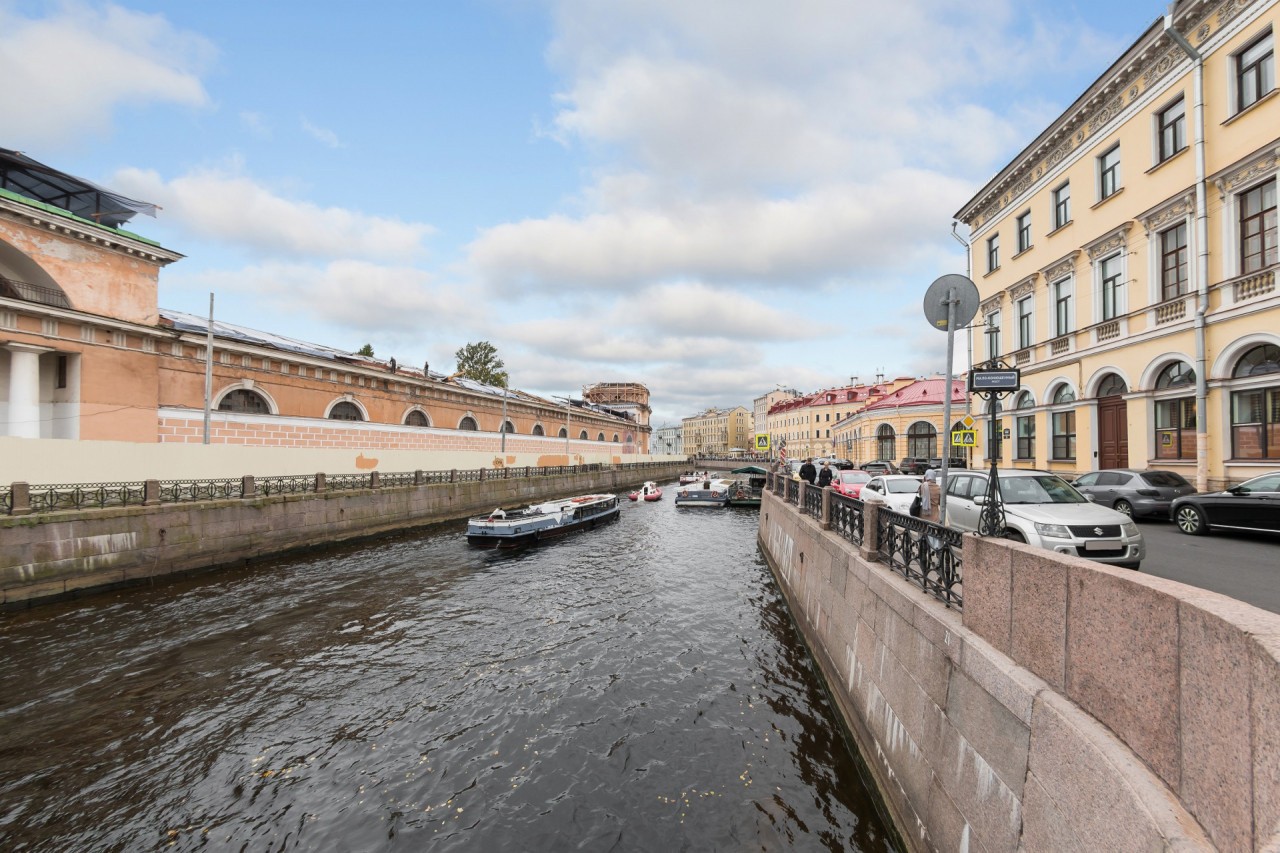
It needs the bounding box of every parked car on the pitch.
[1072,469,1197,519]
[942,468,1144,570]
[860,460,900,475]
[831,469,872,498]
[1169,472,1280,536]
[927,456,968,471]
[897,457,931,475]
[859,474,923,514]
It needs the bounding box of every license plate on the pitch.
[1084,539,1122,551]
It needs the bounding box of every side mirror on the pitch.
[973,494,988,506]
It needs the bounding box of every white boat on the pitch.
[673,477,734,507]
[466,493,620,548]
[628,481,664,502]
[678,471,710,484]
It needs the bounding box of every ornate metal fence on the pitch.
[876,508,964,609]
[27,481,148,512]
[784,479,799,504]
[258,475,315,496]
[326,473,374,492]
[802,485,823,520]
[159,478,242,503]
[830,493,864,547]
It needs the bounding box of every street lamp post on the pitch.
[500,380,508,454]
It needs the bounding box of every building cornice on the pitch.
[955,0,1253,230]
[0,195,184,266]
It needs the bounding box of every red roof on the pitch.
[863,378,967,411]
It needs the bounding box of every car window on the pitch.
[1096,472,1126,486]
[998,474,1087,504]
[1075,473,1098,487]
[1141,471,1188,487]
[947,475,978,499]
[888,479,920,494]
[1240,474,1280,493]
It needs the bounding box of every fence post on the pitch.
[414,470,424,486]
[315,472,327,493]
[143,479,161,506]
[820,486,831,530]
[479,467,486,481]
[370,471,380,489]
[860,502,880,562]
[10,482,31,516]
[450,469,457,483]
[242,475,256,499]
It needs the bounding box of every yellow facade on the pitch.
[831,379,972,465]
[682,406,752,455]
[956,0,1279,489]
[767,379,915,459]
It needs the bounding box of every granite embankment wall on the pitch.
[2,465,685,608]
[758,489,1280,852]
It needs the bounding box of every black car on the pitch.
[927,456,968,471]
[898,457,931,475]
[1170,472,1280,535]
[860,460,900,475]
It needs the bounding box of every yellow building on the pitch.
[682,406,752,456]
[832,378,971,466]
[768,378,914,459]
[955,0,1279,489]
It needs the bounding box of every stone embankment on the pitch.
[2,463,685,608]
[758,482,1280,852]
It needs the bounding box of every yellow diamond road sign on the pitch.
[960,414,976,429]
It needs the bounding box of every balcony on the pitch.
[0,275,71,309]
[1228,268,1276,305]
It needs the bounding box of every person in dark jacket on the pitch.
[817,461,833,488]
[799,458,817,484]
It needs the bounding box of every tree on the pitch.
[454,341,508,387]
[357,343,375,356]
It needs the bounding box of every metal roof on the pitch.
[0,147,157,228]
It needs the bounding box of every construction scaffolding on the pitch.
[583,382,652,425]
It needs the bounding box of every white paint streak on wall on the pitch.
[954,732,1019,818]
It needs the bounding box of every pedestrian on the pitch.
[918,469,940,522]
[799,458,817,485]
[817,461,833,488]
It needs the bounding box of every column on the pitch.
[6,344,51,438]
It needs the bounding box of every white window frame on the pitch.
[1230,29,1274,116]
[1050,276,1074,338]
[1016,294,1035,350]
[1095,251,1127,322]
[984,310,1002,361]
[1152,94,1186,166]
[1097,143,1122,201]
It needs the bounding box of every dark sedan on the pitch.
[1170,472,1280,535]
[1072,469,1197,519]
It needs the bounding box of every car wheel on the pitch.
[1174,505,1206,536]
[1113,499,1134,518]
[1003,529,1026,543]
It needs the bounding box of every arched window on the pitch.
[612,433,620,443]
[626,432,634,443]
[500,420,514,434]
[1096,373,1127,397]
[906,421,937,458]
[1230,344,1280,460]
[404,410,429,427]
[1156,362,1195,389]
[579,429,589,440]
[532,424,545,436]
[597,432,605,442]
[1233,344,1280,377]
[876,424,895,461]
[558,427,568,438]
[218,388,270,414]
[459,416,478,431]
[1015,391,1035,409]
[1052,384,1076,404]
[329,401,363,421]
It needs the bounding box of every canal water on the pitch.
[0,484,897,852]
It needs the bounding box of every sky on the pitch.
[1,0,1166,427]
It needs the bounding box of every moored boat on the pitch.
[678,471,710,484]
[726,465,768,507]
[466,493,620,548]
[673,477,734,507]
[628,481,664,502]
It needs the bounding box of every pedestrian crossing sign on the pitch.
[952,429,977,447]
[755,434,771,451]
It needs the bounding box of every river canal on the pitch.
[0,483,897,851]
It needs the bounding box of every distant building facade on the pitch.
[682,406,752,456]
[766,378,914,459]
[0,149,648,460]
[652,423,683,456]
[832,378,970,465]
[955,0,1279,488]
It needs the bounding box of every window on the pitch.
[987,233,1000,272]
[1098,144,1121,200]
[1231,344,1280,460]
[1240,181,1277,274]
[1236,32,1274,113]
[500,420,514,434]
[404,409,429,427]
[986,400,1004,459]
[1096,373,1127,397]
[1100,254,1123,321]
[579,429,589,440]
[458,415,478,430]
[1155,396,1196,460]
[1157,97,1186,162]
[1051,385,1076,460]
[1015,391,1035,460]
[876,424,895,461]
[1052,278,1072,337]
[532,424,545,436]
[1017,295,1033,350]
[1017,211,1032,253]
[985,312,1001,360]
[558,427,568,438]
[597,432,605,441]
[1053,182,1071,229]
[329,401,363,421]
[906,422,937,458]
[1160,223,1189,300]
[219,388,270,414]
[56,355,68,389]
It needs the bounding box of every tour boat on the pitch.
[726,465,768,507]
[673,478,734,507]
[466,493,620,548]
[628,481,664,502]
[678,471,709,484]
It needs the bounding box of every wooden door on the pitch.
[1098,396,1128,470]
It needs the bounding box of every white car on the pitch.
[860,474,923,514]
[943,469,1144,570]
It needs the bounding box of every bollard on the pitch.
[414,470,424,486]
[143,479,160,506]
[242,475,256,499]
[370,471,380,489]
[10,482,31,516]
[315,472,327,493]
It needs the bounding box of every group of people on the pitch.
[785,457,942,523]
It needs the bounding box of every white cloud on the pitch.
[112,166,435,261]
[301,117,344,149]
[0,2,213,148]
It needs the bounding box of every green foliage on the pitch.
[454,341,508,387]
[356,343,375,356]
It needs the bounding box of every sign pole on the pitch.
[939,288,956,520]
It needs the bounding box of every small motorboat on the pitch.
[674,478,734,507]
[466,493,620,548]
[628,481,664,502]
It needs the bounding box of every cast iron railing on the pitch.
[830,493,864,547]
[802,484,823,520]
[877,508,964,609]
[28,481,148,512]
[784,479,799,504]
[159,478,241,502]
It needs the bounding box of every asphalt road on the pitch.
[1134,517,1280,614]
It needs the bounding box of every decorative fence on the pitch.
[1,462,681,518]
[767,472,963,611]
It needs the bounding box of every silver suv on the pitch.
[943,468,1144,570]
